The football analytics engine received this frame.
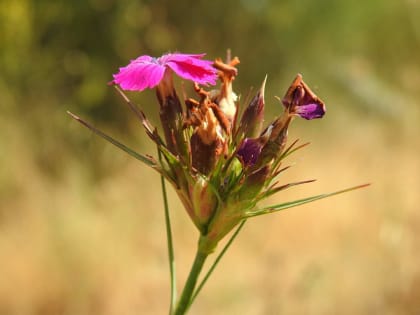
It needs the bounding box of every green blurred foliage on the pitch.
[2,0,419,115]
[1,0,419,178]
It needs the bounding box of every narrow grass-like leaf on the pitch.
[258,179,316,201]
[279,138,300,159]
[158,149,177,315]
[112,87,186,185]
[271,165,292,178]
[67,111,158,169]
[245,184,370,218]
[270,140,309,176]
[280,140,310,160]
[114,86,165,146]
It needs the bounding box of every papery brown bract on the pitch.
[212,57,240,125]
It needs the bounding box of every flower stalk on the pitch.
[158,149,177,314]
[173,239,209,315]
[189,219,247,308]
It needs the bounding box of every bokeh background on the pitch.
[1,0,420,314]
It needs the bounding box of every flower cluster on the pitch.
[111,52,326,252]
[67,51,370,314]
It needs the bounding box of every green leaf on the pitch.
[245,184,370,218]
[270,140,309,176]
[114,86,165,146]
[157,149,177,314]
[258,179,316,201]
[67,111,158,169]
[280,139,310,160]
[112,87,184,183]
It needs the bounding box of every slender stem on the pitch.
[174,245,208,315]
[158,149,177,315]
[188,220,246,308]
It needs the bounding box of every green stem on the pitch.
[158,150,177,315]
[189,220,246,307]
[174,243,208,315]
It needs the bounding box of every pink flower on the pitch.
[112,53,218,91]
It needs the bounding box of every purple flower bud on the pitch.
[282,74,326,120]
[237,76,266,138]
[254,116,291,167]
[155,70,184,155]
[237,138,264,167]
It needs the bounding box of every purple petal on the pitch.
[237,138,263,167]
[295,103,326,120]
[160,53,218,85]
[282,74,326,120]
[113,55,166,91]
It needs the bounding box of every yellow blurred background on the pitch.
[1,0,420,314]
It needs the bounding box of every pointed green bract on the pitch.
[245,184,371,218]
[67,111,159,170]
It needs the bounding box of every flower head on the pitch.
[112,53,218,91]
[108,53,329,251]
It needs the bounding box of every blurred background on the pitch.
[1,0,420,314]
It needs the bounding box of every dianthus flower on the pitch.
[112,53,218,91]
[109,53,328,251]
[70,51,368,315]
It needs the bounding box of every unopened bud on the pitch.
[237,76,266,139]
[156,69,184,155]
[282,74,326,120]
[191,176,218,226]
[238,165,270,200]
[256,115,291,166]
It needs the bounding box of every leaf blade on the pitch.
[68,111,158,168]
[245,183,370,218]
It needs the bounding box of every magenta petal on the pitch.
[295,103,326,120]
[161,53,218,85]
[113,56,166,91]
[112,52,218,91]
